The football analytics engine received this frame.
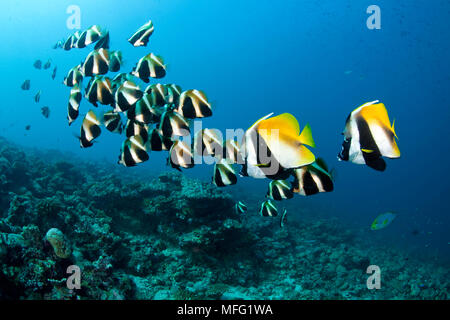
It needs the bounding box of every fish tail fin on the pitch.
[299,123,315,148]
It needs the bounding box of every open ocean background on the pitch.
[0,0,449,298]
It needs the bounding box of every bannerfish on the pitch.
[68,84,82,126]
[64,65,84,87]
[103,112,123,134]
[165,84,182,105]
[128,20,154,47]
[144,83,167,107]
[82,48,110,77]
[34,91,41,103]
[33,60,42,69]
[43,59,51,70]
[371,212,397,230]
[76,25,104,49]
[52,39,64,49]
[280,209,288,228]
[125,120,149,142]
[114,80,143,112]
[95,31,110,50]
[127,93,163,124]
[147,128,173,151]
[260,199,278,217]
[21,80,30,90]
[118,136,149,167]
[223,139,243,164]
[111,72,135,92]
[235,201,247,214]
[80,110,101,148]
[51,66,57,80]
[41,106,50,118]
[176,90,212,119]
[240,113,315,179]
[267,180,293,201]
[63,31,81,51]
[168,140,194,171]
[193,128,223,158]
[213,159,237,187]
[338,100,400,171]
[159,109,190,137]
[109,50,123,73]
[85,76,114,107]
[132,53,166,83]
[291,158,334,196]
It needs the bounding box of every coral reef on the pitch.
[0,136,448,300]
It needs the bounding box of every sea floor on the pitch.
[0,136,448,300]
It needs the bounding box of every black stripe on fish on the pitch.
[260,200,278,217]
[177,90,212,119]
[114,81,143,112]
[148,128,173,151]
[159,110,190,137]
[213,160,237,187]
[355,115,386,171]
[168,141,194,170]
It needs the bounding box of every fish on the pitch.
[240,113,315,179]
[114,80,143,112]
[235,201,247,214]
[338,100,400,171]
[82,48,110,77]
[51,66,57,80]
[63,31,81,51]
[21,80,30,90]
[128,20,154,47]
[127,93,163,124]
[34,91,41,103]
[85,76,114,107]
[52,39,65,49]
[267,180,293,201]
[125,120,149,142]
[168,140,194,171]
[118,136,149,167]
[33,60,42,69]
[223,139,243,164]
[109,50,123,73]
[280,209,287,228]
[165,84,182,105]
[291,158,334,196]
[144,83,167,107]
[176,90,212,119]
[68,84,82,126]
[103,111,123,134]
[80,110,102,148]
[111,73,135,92]
[371,211,397,230]
[159,109,190,137]
[147,128,173,151]
[260,199,278,217]
[41,106,50,118]
[213,159,237,187]
[63,65,84,87]
[25,125,31,131]
[95,31,110,50]
[132,53,166,83]
[43,59,51,70]
[193,128,223,158]
[76,25,104,49]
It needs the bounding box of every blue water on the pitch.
[1,0,449,272]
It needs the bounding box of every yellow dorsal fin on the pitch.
[360,102,393,131]
[299,123,315,148]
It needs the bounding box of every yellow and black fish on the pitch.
[76,25,103,49]
[127,93,163,124]
[125,120,149,142]
[168,140,194,171]
[128,20,154,47]
[109,50,123,73]
[114,80,143,112]
[193,128,223,158]
[64,65,84,87]
[82,48,110,77]
[291,158,334,196]
[159,109,190,137]
[80,110,101,148]
[267,180,293,201]
[63,31,81,51]
[94,31,110,50]
[21,80,30,91]
[147,128,173,151]
[260,199,278,217]
[176,90,212,119]
[103,111,123,134]
[144,83,167,107]
[85,76,114,107]
[165,84,182,105]
[235,201,247,214]
[132,53,166,83]
[34,90,41,103]
[213,159,237,187]
[338,100,400,171]
[118,136,149,167]
[67,84,81,126]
